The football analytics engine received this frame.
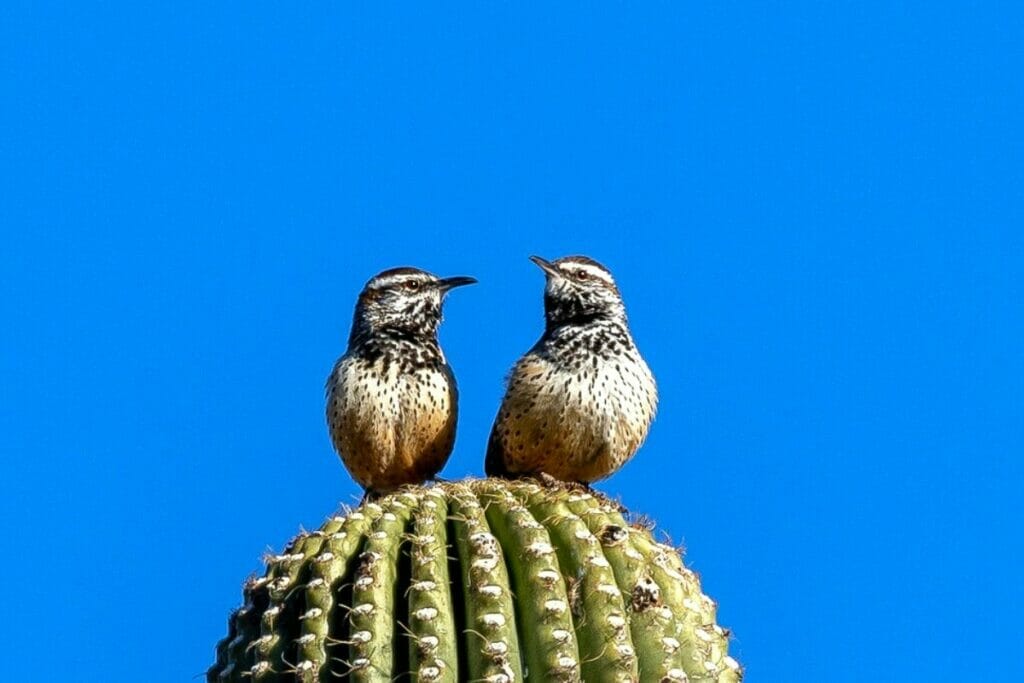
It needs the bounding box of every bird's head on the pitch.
[350,267,476,343]
[530,255,626,327]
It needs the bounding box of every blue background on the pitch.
[2,3,1021,681]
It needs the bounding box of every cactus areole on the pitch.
[208,478,741,682]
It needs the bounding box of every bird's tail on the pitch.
[484,427,511,478]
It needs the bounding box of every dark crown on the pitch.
[555,255,611,271]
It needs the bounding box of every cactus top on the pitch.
[208,478,741,683]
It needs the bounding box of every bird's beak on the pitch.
[529,255,560,278]
[437,275,478,291]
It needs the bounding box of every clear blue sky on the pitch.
[2,3,1021,681]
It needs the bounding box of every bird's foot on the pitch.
[532,471,563,488]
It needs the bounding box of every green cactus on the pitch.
[208,478,741,682]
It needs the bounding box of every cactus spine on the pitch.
[209,479,741,682]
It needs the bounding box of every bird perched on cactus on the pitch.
[326,267,476,498]
[486,255,657,485]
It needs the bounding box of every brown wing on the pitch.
[485,353,549,478]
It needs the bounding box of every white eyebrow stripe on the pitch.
[370,274,406,288]
[565,262,615,284]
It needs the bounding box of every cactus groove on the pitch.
[208,478,742,682]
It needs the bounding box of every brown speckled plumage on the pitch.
[486,256,657,483]
[326,267,475,497]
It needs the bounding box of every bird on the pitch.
[326,267,476,498]
[485,255,657,485]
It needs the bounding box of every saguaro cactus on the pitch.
[208,478,741,682]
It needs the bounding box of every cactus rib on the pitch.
[478,479,582,682]
[255,531,328,681]
[295,510,377,681]
[512,482,639,682]
[626,529,742,682]
[563,491,687,681]
[407,487,459,682]
[449,483,524,682]
[348,496,415,682]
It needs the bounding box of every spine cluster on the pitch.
[209,479,741,682]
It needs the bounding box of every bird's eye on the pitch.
[404,280,421,291]
[576,270,589,280]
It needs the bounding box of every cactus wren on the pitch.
[485,255,657,484]
[326,267,476,497]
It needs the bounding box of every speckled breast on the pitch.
[327,356,457,491]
